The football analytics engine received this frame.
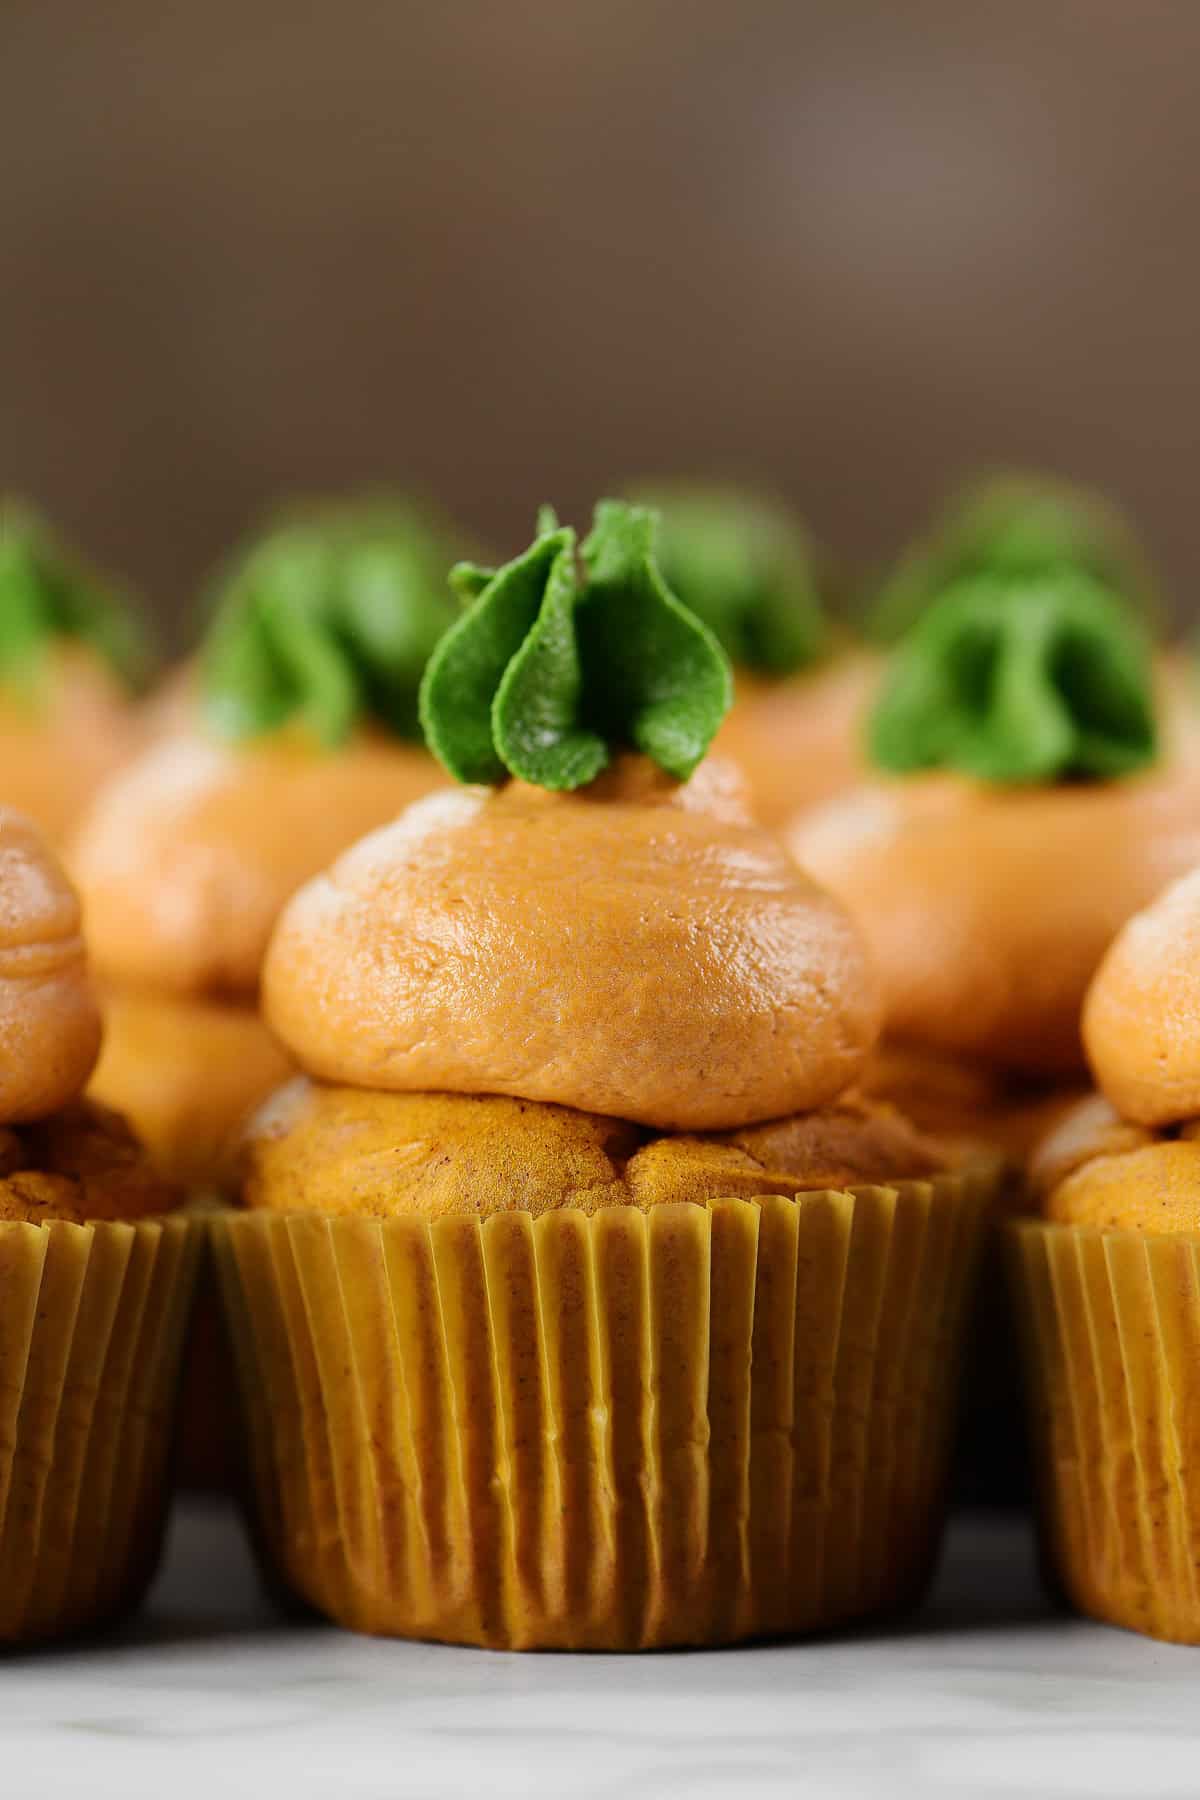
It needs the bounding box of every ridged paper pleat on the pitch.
[1008,1220,1200,1643]
[0,1216,201,1643]
[216,1170,991,1650]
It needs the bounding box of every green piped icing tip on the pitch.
[0,500,149,694]
[868,567,1158,784]
[420,499,734,789]
[200,498,469,746]
[628,484,828,675]
[868,472,1163,646]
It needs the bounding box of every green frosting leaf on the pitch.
[420,499,733,789]
[869,472,1163,645]
[868,568,1158,783]
[0,500,149,695]
[200,498,468,745]
[629,484,828,674]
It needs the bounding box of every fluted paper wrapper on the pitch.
[0,1215,201,1643]
[1008,1220,1200,1643]
[215,1170,991,1649]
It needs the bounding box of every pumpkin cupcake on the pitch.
[213,501,997,1650]
[870,468,1199,771]
[630,484,878,825]
[0,501,148,843]
[1012,866,1200,1640]
[868,470,1164,646]
[71,498,467,1189]
[790,563,1200,1152]
[0,808,198,1642]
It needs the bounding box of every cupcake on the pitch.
[632,483,878,824]
[868,470,1164,646]
[0,808,198,1642]
[1012,866,1200,1640]
[0,501,148,842]
[870,469,1199,771]
[790,561,1200,1150]
[214,500,996,1649]
[71,498,467,1188]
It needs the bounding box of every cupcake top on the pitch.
[71,497,466,998]
[627,485,879,826]
[0,807,101,1124]
[1032,1091,1200,1234]
[0,502,149,840]
[243,1083,949,1219]
[867,470,1163,647]
[626,483,829,677]
[790,560,1200,1075]
[263,502,882,1131]
[1083,866,1200,1127]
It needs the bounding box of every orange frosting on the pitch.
[712,651,877,827]
[242,1080,950,1221]
[71,716,447,997]
[263,755,882,1132]
[0,643,135,844]
[88,987,292,1186]
[0,808,101,1124]
[1083,866,1200,1127]
[790,770,1200,1076]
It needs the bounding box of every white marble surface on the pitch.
[3,1505,1199,1800]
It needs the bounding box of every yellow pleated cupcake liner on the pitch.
[1007,1220,1200,1643]
[214,1165,993,1650]
[0,1214,202,1644]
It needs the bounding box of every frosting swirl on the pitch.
[791,770,1200,1074]
[72,724,445,996]
[0,808,101,1122]
[1083,866,1200,1126]
[263,756,881,1131]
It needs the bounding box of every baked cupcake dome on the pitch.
[0,809,197,1642]
[1010,869,1200,1642]
[216,499,995,1649]
[0,503,147,842]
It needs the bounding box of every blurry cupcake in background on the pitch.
[630,483,878,823]
[0,809,198,1642]
[791,552,1200,1153]
[71,496,468,1188]
[1013,867,1200,1641]
[794,536,1200,1507]
[866,470,1165,646]
[214,500,997,1649]
[868,468,1200,769]
[0,501,149,842]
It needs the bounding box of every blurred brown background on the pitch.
[4,1,1200,645]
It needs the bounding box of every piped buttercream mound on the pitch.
[1084,865,1200,1126]
[0,807,101,1123]
[263,754,882,1132]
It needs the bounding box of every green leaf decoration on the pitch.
[868,472,1163,646]
[868,567,1158,784]
[629,483,828,674]
[200,498,468,746]
[0,500,149,696]
[419,499,734,790]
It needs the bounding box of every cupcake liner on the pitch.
[1007,1220,1200,1643]
[215,1165,992,1650]
[175,1193,244,1494]
[0,1215,201,1643]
